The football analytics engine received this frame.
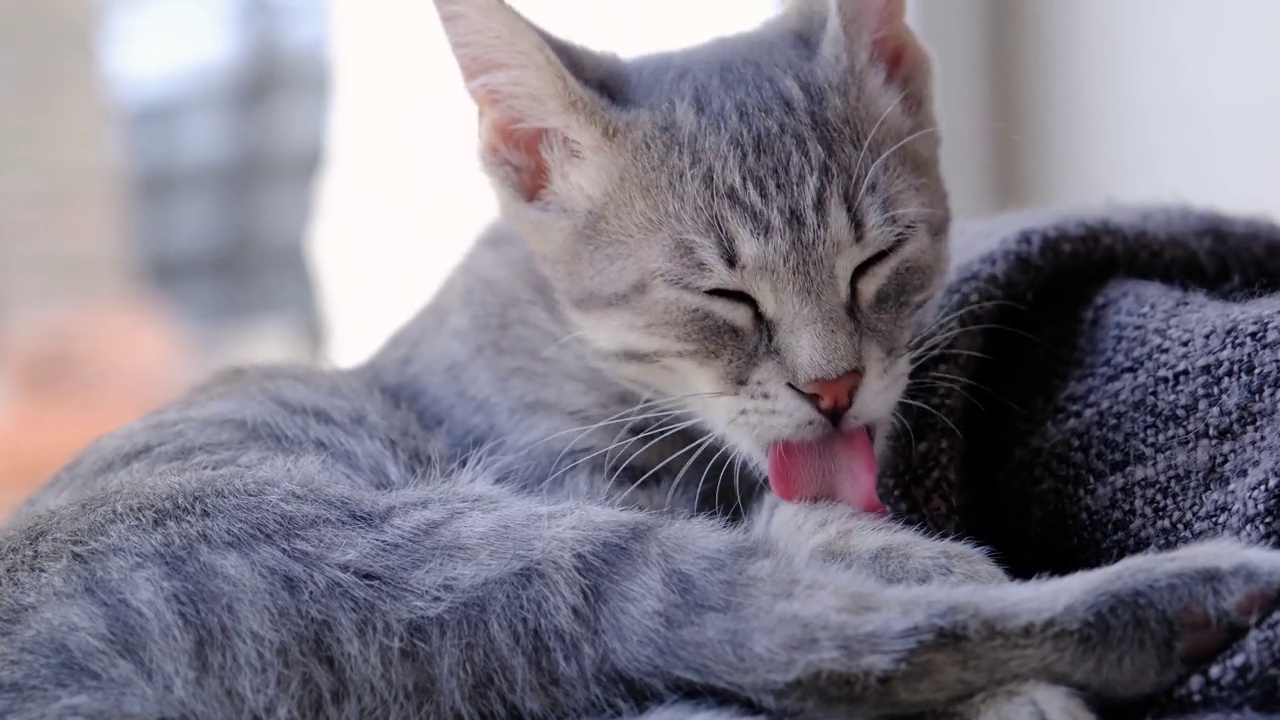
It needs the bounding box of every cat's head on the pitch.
[435,0,948,479]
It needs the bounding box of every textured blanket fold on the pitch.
[882,207,1280,720]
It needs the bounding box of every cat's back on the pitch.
[10,221,610,526]
[9,362,452,527]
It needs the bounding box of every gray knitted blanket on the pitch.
[881,207,1280,720]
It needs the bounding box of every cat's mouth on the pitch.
[765,427,886,515]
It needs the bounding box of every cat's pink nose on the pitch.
[796,370,863,424]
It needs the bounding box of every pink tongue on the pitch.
[768,428,885,515]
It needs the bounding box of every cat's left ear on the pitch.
[802,0,930,97]
[433,0,622,208]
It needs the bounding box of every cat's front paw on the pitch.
[754,495,1007,586]
[947,682,1094,720]
[1040,538,1280,699]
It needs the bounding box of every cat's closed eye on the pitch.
[704,289,763,320]
[849,238,908,303]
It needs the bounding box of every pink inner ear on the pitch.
[872,32,914,79]
[456,45,555,203]
[481,116,553,203]
[858,0,921,81]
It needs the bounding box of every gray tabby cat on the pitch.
[2,0,1280,718]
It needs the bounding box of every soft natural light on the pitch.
[306,0,778,368]
[99,0,240,106]
[307,0,1280,369]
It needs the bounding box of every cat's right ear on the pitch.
[433,0,620,208]
[788,0,930,103]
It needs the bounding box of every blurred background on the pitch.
[1,0,1278,517]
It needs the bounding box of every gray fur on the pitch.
[3,2,1280,720]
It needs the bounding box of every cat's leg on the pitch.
[751,497,1241,720]
[754,494,1008,585]
[931,682,1094,720]
[3,473,1280,719]
[606,702,775,720]
[752,496,1076,720]
[799,538,1280,716]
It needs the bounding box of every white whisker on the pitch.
[608,419,702,499]
[912,299,1026,347]
[730,453,747,519]
[876,207,947,224]
[690,441,734,514]
[546,407,687,478]
[617,432,711,505]
[854,126,939,211]
[548,416,693,485]
[897,398,963,440]
[663,434,718,506]
[853,91,906,181]
[890,409,918,457]
[909,322,1036,360]
[909,379,987,413]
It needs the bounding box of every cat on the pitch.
[2,1,1280,719]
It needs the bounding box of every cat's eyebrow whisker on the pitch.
[852,91,906,183]
[896,398,964,440]
[853,125,939,212]
[876,207,947,224]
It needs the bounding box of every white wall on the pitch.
[306,0,776,368]
[999,0,1280,217]
[910,0,1005,220]
[307,1,1280,367]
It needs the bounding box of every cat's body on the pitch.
[4,1,1280,719]
[4,221,1271,720]
[369,221,746,515]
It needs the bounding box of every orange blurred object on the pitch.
[0,296,196,519]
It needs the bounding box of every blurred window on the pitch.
[99,0,329,365]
